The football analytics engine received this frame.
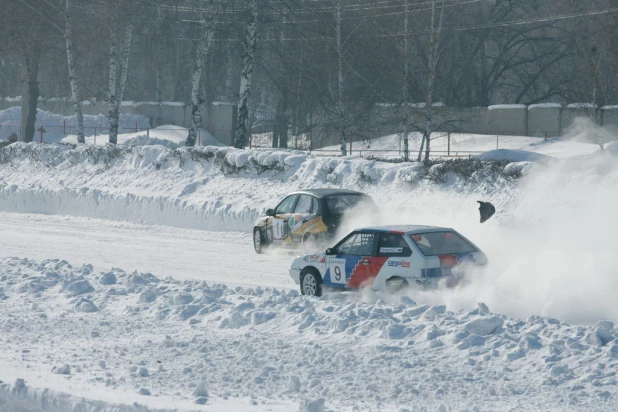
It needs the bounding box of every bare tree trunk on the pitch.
[336,0,346,156]
[402,0,409,161]
[187,18,216,147]
[64,0,85,144]
[107,22,133,145]
[417,133,425,162]
[275,96,288,148]
[224,46,234,101]
[118,24,132,107]
[19,47,41,143]
[294,42,303,149]
[233,0,258,149]
[423,0,446,163]
[107,8,119,145]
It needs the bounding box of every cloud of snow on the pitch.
[378,131,618,324]
[565,116,617,149]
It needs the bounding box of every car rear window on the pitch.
[410,232,477,256]
[324,194,374,214]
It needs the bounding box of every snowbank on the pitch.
[0,143,513,233]
[473,149,554,163]
[1,257,617,411]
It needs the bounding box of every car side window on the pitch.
[275,195,298,215]
[336,232,376,256]
[378,233,412,257]
[294,195,313,214]
[311,198,319,214]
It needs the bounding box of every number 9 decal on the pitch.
[329,258,347,285]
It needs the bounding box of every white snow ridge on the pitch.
[0,257,617,411]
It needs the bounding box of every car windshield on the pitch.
[410,231,478,256]
[324,194,374,214]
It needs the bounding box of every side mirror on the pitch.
[266,208,275,217]
[325,248,335,255]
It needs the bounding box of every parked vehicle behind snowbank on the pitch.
[253,188,378,253]
[289,225,487,296]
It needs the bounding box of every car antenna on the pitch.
[477,201,496,223]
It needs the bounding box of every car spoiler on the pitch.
[477,201,496,223]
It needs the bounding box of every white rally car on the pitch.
[289,225,487,296]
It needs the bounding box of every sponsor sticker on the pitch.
[380,247,403,253]
[388,260,411,268]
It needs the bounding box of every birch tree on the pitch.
[63,0,85,144]
[2,1,44,142]
[186,0,220,147]
[107,0,134,145]
[419,0,446,163]
[335,0,346,156]
[233,0,258,149]
[402,0,410,161]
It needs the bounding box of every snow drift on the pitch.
[1,257,617,411]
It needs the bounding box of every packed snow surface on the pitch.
[1,257,618,411]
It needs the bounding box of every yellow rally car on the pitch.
[252,189,377,254]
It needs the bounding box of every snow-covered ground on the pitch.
[318,132,600,159]
[1,130,618,410]
[2,257,618,411]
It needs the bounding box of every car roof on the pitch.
[356,225,455,235]
[290,188,365,198]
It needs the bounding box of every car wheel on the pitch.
[253,228,266,254]
[385,277,409,294]
[300,269,323,297]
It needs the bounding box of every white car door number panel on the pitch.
[329,258,347,285]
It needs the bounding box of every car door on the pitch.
[270,194,299,243]
[326,231,378,288]
[288,194,319,243]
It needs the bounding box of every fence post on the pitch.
[249,133,252,149]
[94,129,97,145]
[544,132,547,141]
[496,134,499,150]
[63,120,66,135]
[198,129,201,146]
[146,128,149,137]
[135,121,138,133]
[447,133,451,157]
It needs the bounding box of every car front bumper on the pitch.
[289,268,301,284]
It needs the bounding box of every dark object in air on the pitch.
[477,201,495,223]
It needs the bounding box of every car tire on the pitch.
[253,228,267,254]
[385,277,409,294]
[300,268,323,297]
